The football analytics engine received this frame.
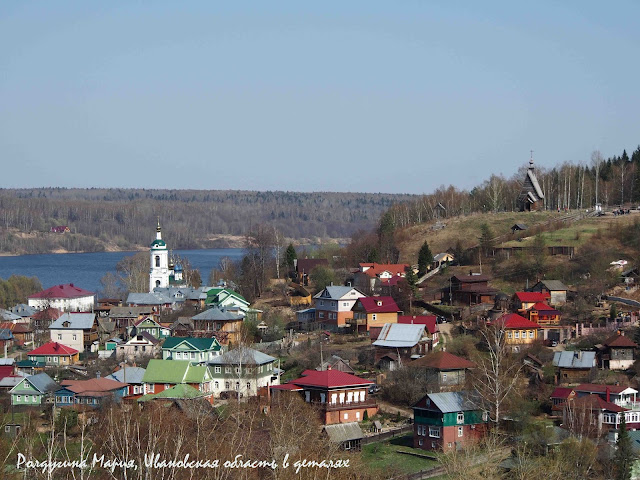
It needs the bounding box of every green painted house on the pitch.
[131,317,169,339]
[413,391,488,452]
[205,288,250,313]
[10,373,58,407]
[162,337,222,364]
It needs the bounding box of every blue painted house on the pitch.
[54,377,128,408]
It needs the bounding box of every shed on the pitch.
[323,422,364,451]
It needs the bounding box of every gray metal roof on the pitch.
[0,372,27,388]
[109,306,153,318]
[153,286,210,301]
[207,347,275,366]
[553,351,596,369]
[127,292,172,305]
[426,391,478,413]
[26,373,58,393]
[0,309,22,322]
[50,312,95,330]
[192,306,244,321]
[372,323,425,348]
[313,286,363,300]
[324,422,364,443]
[106,366,146,385]
[10,304,37,317]
[537,280,569,291]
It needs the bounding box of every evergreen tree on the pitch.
[614,413,634,480]
[405,268,418,297]
[417,241,433,277]
[479,223,494,258]
[285,243,297,270]
[367,247,381,263]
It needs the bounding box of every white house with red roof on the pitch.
[271,369,377,424]
[28,284,95,313]
[354,263,410,294]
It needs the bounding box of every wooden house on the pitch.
[599,333,637,370]
[553,351,596,383]
[348,296,400,333]
[446,275,497,306]
[530,280,569,306]
[408,351,475,392]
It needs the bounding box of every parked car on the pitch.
[368,384,381,394]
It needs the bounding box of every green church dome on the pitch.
[150,239,167,248]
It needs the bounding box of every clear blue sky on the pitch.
[1,1,639,194]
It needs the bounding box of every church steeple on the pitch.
[149,220,169,292]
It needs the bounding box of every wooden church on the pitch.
[518,156,545,211]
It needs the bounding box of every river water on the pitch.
[0,249,245,293]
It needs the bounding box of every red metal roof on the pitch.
[0,365,14,380]
[550,387,575,399]
[29,341,78,356]
[409,351,475,370]
[514,292,550,302]
[604,334,638,348]
[359,263,409,278]
[270,383,303,391]
[529,302,558,312]
[61,377,127,395]
[289,369,373,389]
[398,315,438,334]
[492,313,541,329]
[29,283,94,300]
[575,383,629,395]
[357,297,400,313]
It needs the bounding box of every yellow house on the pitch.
[492,313,541,352]
[349,297,400,333]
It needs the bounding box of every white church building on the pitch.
[149,221,185,292]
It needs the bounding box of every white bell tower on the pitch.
[149,220,169,292]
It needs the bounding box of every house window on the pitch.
[507,332,512,339]
[319,312,324,319]
[458,427,463,437]
[429,427,440,438]
[514,331,520,339]
[529,331,534,338]
[191,352,196,359]
[16,395,21,402]
[457,412,464,424]
[246,382,251,390]
[344,413,348,420]
[442,373,447,382]
[214,382,219,389]
[225,367,231,374]
[235,382,240,390]
[419,439,423,446]
[155,256,160,267]
[4,426,9,433]
[235,367,241,374]
[343,302,348,307]
[432,442,436,449]
[356,412,360,420]
[57,334,62,340]
[320,301,324,306]
[372,314,377,321]
[32,395,37,402]
[225,382,230,389]
[215,366,221,373]
[72,334,77,341]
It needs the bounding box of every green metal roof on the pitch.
[138,383,205,402]
[205,288,247,305]
[150,239,167,248]
[142,359,209,384]
[162,337,221,352]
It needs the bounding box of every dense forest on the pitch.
[0,189,416,254]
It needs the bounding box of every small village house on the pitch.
[599,332,637,370]
[408,351,476,392]
[55,377,128,408]
[130,316,169,339]
[353,263,409,295]
[398,315,439,350]
[116,332,160,362]
[9,373,58,407]
[162,337,222,364]
[512,291,550,312]
[295,258,329,286]
[372,323,431,370]
[446,274,497,306]
[530,280,569,306]
[105,366,147,400]
[142,359,214,403]
[413,391,488,452]
[27,342,79,367]
[191,307,245,345]
[491,313,541,352]
[553,351,596,383]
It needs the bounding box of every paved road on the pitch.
[604,295,640,308]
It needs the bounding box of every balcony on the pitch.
[346,318,366,326]
[311,398,378,411]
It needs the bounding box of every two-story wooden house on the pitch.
[207,347,279,398]
[372,323,430,370]
[116,332,160,362]
[313,286,366,331]
[191,307,245,345]
[446,275,497,306]
[512,292,550,312]
[553,350,596,383]
[348,296,400,333]
[272,369,377,424]
[491,313,541,352]
[413,391,488,452]
[530,280,569,306]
